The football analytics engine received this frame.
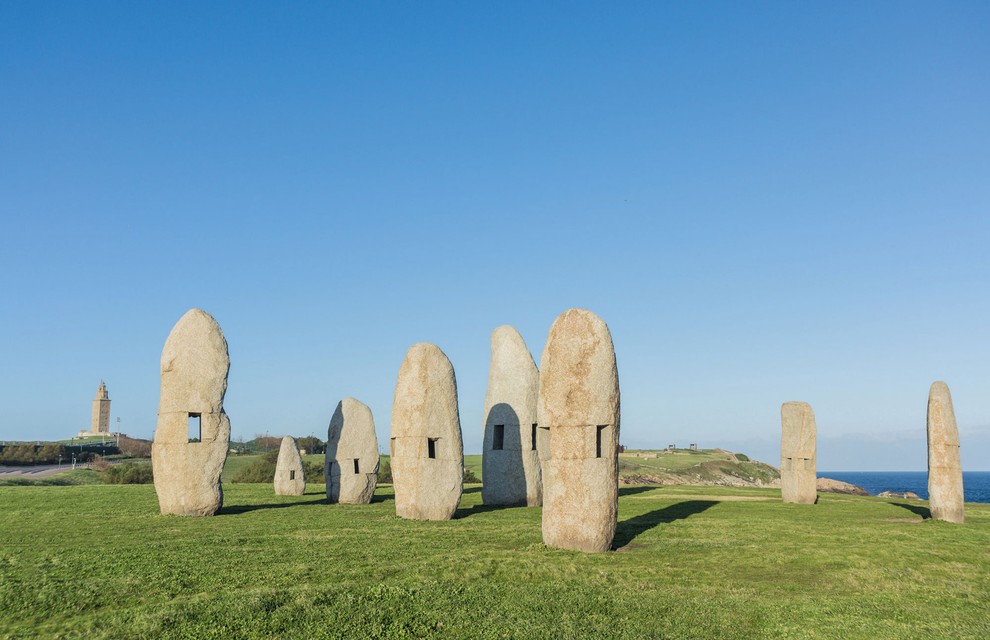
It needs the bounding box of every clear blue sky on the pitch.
[2,2,988,470]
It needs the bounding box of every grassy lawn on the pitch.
[1,483,988,639]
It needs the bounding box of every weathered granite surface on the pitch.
[274,435,305,496]
[326,397,379,504]
[539,309,620,553]
[152,309,231,516]
[928,381,964,524]
[780,401,817,505]
[390,343,463,520]
[482,325,544,506]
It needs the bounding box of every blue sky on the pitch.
[1,2,988,470]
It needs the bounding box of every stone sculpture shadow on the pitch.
[618,486,662,497]
[891,502,931,519]
[219,497,327,515]
[612,500,718,549]
[482,403,528,507]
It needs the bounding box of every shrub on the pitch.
[102,463,154,484]
[231,451,325,484]
[377,460,392,483]
[735,453,750,462]
[117,436,152,458]
[463,468,481,483]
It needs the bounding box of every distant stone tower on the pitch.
[91,381,111,434]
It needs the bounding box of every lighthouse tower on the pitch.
[91,381,111,434]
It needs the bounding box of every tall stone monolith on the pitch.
[326,397,380,504]
[390,343,463,520]
[780,401,817,504]
[482,325,544,506]
[928,381,964,524]
[152,309,231,516]
[539,308,620,553]
[274,435,305,496]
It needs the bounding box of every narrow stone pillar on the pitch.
[539,309,620,553]
[482,325,544,507]
[780,402,817,504]
[274,435,305,496]
[928,381,964,523]
[152,309,231,516]
[390,343,463,520]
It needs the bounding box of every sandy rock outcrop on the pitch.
[326,397,380,504]
[390,343,463,520]
[928,381,964,523]
[482,325,544,507]
[539,309,620,553]
[780,401,817,504]
[274,435,305,496]
[878,490,921,499]
[152,309,231,516]
[817,477,869,496]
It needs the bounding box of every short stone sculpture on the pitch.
[539,308,620,553]
[326,397,380,504]
[152,309,231,516]
[780,401,817,504]
[482,325,544,506]
[274,435,305,496]
[928,381,964,523]
[390,343,463,520]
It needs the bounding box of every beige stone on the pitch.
[274,435,305,496]
[91,381,111,433]
[928,381,964,523]
[152,309,231,516]
[539,309,620,553]
[390,343,463,520]
[482,325,544,506]
[326,397,379,504]
[780,401,817,504]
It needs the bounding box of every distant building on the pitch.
[667,444,676,450]
[689,443,697,451]
[91,381,111,434]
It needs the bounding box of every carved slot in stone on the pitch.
[427,438,437,459]
[188,413,201,443]
[493,425,505,450]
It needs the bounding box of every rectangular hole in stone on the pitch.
[596,425,606,458]
[290,470,295,480]
[428,438,437,459]
[493,424,504,450]
[187,413,201,443]
[531,424,537,451]
[353,459,360,474]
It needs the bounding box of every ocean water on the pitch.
[821,471,990,504]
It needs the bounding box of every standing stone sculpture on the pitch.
[274,435,305,496]
[780,401,817,504]
[928,381,964,523]
[390,343,463,520]
[152,309,231,516]
[539,308,620,553]
[326,397,380,504]
[482,325,544,506]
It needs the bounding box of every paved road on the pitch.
[0,464,81,478]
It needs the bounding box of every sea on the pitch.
[821,471,990,504]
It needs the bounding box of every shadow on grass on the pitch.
[454,501,517,519]
[619,485,662,497]
[612,500,718,549]
[220,497,327,515]
[462,486,482,495]
[891,502,931,519]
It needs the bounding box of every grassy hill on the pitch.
[1,482,988,638]
[618,448,780,487]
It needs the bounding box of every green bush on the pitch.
[231,450,325,484]
[735,453,750,462]
[463,468,480,483]
[377,459,392,483]
[102,463,154,484]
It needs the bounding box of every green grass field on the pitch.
[2,482,988,639]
